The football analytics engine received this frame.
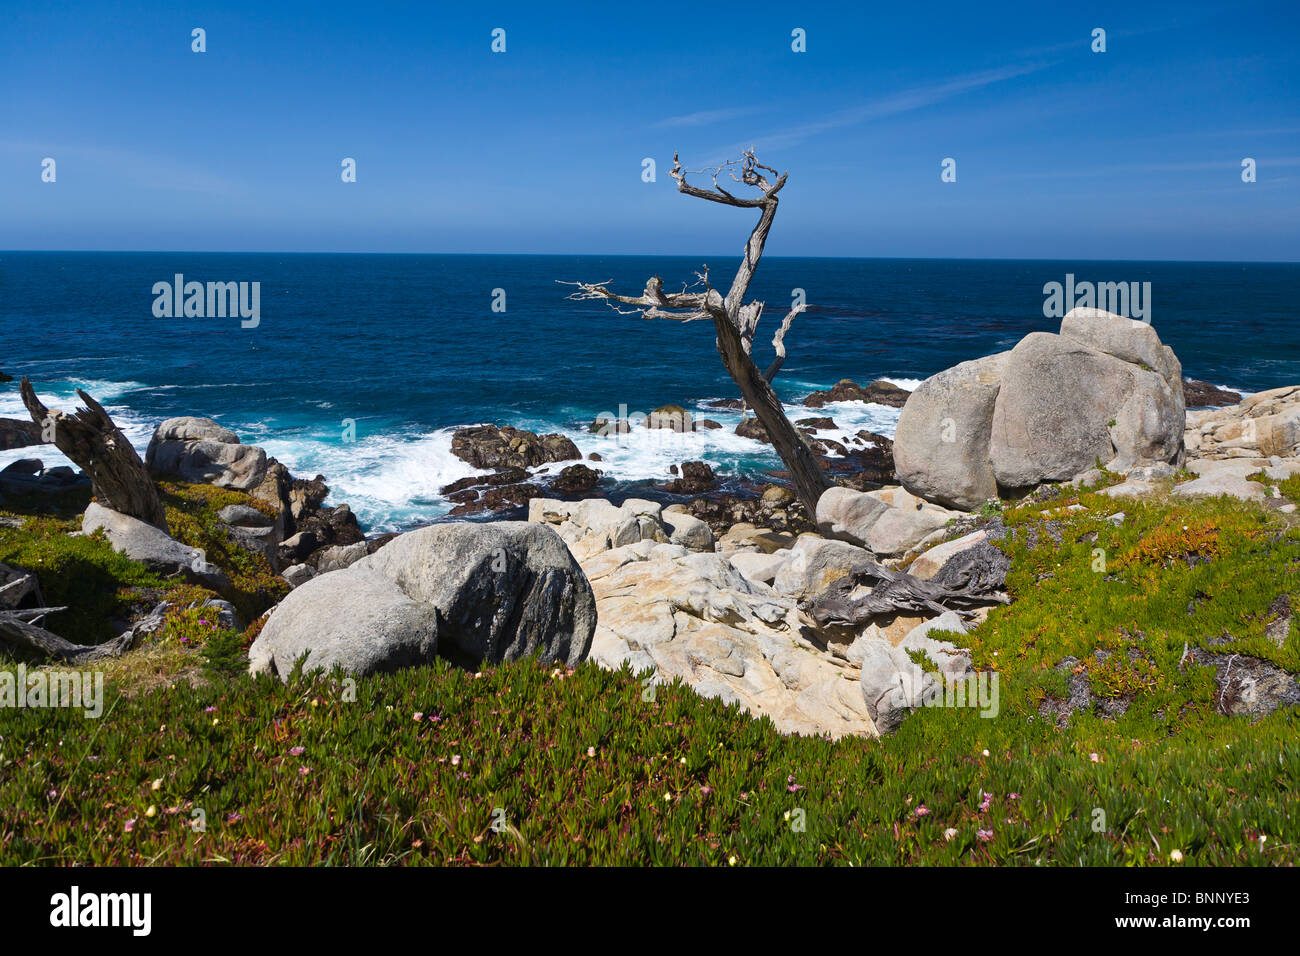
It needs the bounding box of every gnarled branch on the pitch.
[764,302,806,382]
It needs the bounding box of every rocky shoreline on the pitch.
[2,312,1295,740]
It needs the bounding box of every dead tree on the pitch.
[566,150,832,514]
[19,377,167,530]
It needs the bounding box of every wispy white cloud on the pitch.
[653,107,759,129]
[700,60,1056,160]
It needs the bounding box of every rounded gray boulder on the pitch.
[249,520,596,679]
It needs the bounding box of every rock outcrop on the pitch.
[857,612,975,733]
[582,539,877,738]
[528,497,670,561]
[0,418,42,451]
[1185,385,1300,460]
[527,493,1011,739]
[662,460,716,495]
[0,458,92,503]
[1182,379,1242,408]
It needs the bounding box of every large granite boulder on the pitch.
[989,331,1182,486]
[249,566,440,678]
[249,521,596,679]
[146,416,267,491]
[893,309,1185,508]
[1059,308,1179,379]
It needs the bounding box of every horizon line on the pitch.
[1,250,1297,265]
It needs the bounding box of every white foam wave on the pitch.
[258,428,490,533]
[880,376,923,391]
[0,375,910,532]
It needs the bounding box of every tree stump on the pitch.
[19,378,167,530]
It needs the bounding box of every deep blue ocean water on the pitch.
[2,252,1296,531]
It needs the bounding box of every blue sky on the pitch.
[1,0,1296,259]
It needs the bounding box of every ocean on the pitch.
[2,252,1296,532]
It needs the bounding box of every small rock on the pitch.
[282,563,316,588]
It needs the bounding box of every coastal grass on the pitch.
[0,514,165,645]
[0,481,284,688]
[1,484,1298,865]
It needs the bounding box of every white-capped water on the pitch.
[2,372,1254,534]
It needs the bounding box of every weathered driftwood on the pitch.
[803,542,1011,629]
[19,377,167,530]
[565,150,832,514]
[0,609,134,663]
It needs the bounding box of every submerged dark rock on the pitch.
[1183,378,1242,408]
[441,468,530,496]
[451,424,580,470]
[447,483,543,517]
[803,379,911,409]
[0,418,42,451]
[663,460,716,495]
[552,464,602,493]
[736,417,770,443]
